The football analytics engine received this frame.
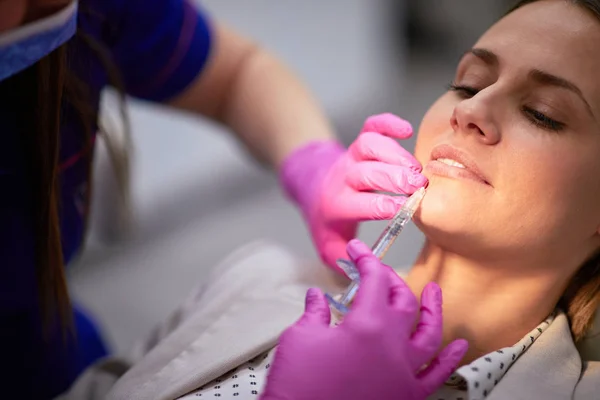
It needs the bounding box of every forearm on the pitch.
[168,24,337,170]
[218,47,336,169]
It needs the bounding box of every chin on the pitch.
[413,176,491,253]
[416,177,475,224]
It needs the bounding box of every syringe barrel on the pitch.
[371,212,410,259]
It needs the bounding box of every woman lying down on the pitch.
[65,0,600,399]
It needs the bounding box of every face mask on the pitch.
[0,1,78,82]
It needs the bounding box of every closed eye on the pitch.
[447,83,565,132]
[448,83,479,98]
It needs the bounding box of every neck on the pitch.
[405,241,566,364]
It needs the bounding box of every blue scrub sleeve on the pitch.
[107,0,213,102]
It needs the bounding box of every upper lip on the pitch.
[430,144,491,185]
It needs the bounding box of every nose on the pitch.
[450,97,500,145]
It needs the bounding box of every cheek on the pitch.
[512,150,600,239]
[414,95,454,164]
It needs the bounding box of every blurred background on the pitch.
[68,0,513,354]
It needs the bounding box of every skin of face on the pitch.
[413,0,600,275]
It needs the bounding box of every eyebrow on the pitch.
[464,48,596,119]
[466,48,499,66]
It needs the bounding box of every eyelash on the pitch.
[447,83,565,132]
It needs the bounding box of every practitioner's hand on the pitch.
[260,239,467,400]
[279,114,427,273]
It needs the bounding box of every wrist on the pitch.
[279,140,345,207]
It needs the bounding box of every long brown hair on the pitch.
[6,18,127,334]
[35,45,74,333]
[5,43,73,333]
[506,0,600,342]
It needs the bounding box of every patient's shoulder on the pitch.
[206,240,303,287]
[199,240,346,307]
[575,361,600,399]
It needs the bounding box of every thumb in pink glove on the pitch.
[280,114,428,273]
[259,239,468,400]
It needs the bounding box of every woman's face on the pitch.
[414,0,600,269]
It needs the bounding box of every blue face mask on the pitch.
[0,1,78,82]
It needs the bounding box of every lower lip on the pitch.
[425,160,489,185]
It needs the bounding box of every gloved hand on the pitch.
[260,239,468,400]
[279,113,427,273]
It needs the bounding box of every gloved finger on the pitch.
[349,132,422,171]
[344,239,391,318]
[346,161,428,194]
[410,282,444,369]
[296,288,331,327]
[327,192,406,221]
[360,113,414,140]
[387,268,419,335]
[416,339,469,395]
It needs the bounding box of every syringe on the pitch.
[325,187,426,315]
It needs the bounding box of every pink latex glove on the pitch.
[280,114,427,273]
[260,239,468,400]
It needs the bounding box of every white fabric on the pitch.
[432,312,555,400]
[61,240,600,400]
[178,351,273,399]
[178,310,556,400]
